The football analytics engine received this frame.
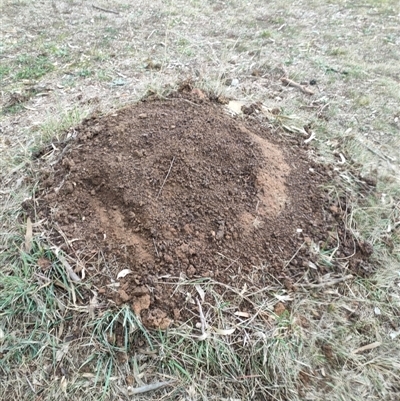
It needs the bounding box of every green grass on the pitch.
[0,65,11,80]
[1,103,25,115]
[14,54,55,80]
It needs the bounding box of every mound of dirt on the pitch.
[36,90,372,327]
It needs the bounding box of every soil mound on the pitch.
[37,91,371,327]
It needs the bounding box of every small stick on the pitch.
[281,78,314,95]
[92,5,119,14]
[298,274,353,289]
[147,29,156,40]
[156,157,175,199]
[284,242,304,268]
[197,298,207,336]
[153,239,159,257]
[26,376,36,393]
[129,381,175,395]
[55,248,81,282]
[352,341,381,354]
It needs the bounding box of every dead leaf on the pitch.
[56,343,70,362]
[213,327,236,335]
[81,373,95,379]
[195,284,205,302]
[275,294,293,302]
[37,257,52,270]
[234,311,250,318]
[54,248,81,282]
[117,269,132,279]
[25,217,33,252]
[89,293,98,319]
[60,376,68,395]
[239,283,247,296]
[352,341,381,354]
[128,381,175,395]
[106,282,120,288]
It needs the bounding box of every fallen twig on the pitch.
[55,248,81,282]
[156,157,175,199]
[129,381,175,395]
[298,274,353,289]
[304,132,316,144]
[352,341,381,354]
[281,78,314,95]
[284,242,304,268]
[92,5,119,14]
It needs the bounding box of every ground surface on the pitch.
[1,1,399,401]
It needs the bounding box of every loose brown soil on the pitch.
[36,90,371,327]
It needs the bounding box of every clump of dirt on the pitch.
[36,90,372,327]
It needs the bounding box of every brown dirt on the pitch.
[35,90,372,327]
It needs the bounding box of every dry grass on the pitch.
[1,0,399,400]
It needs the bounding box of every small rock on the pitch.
[133,149,145,158]
[63,181,74,194]
[304,236,312,245]
[126,375,135,386]
[182,224,192,234]
[138,113,147,119]
[329,205,340,215]
[216,229,224,240]
[241,105,255,115]
[187,265,196,278]
[132,294,151,316]
[164,254,174,264]
[283,278,294,291]
[191,88,206,99]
